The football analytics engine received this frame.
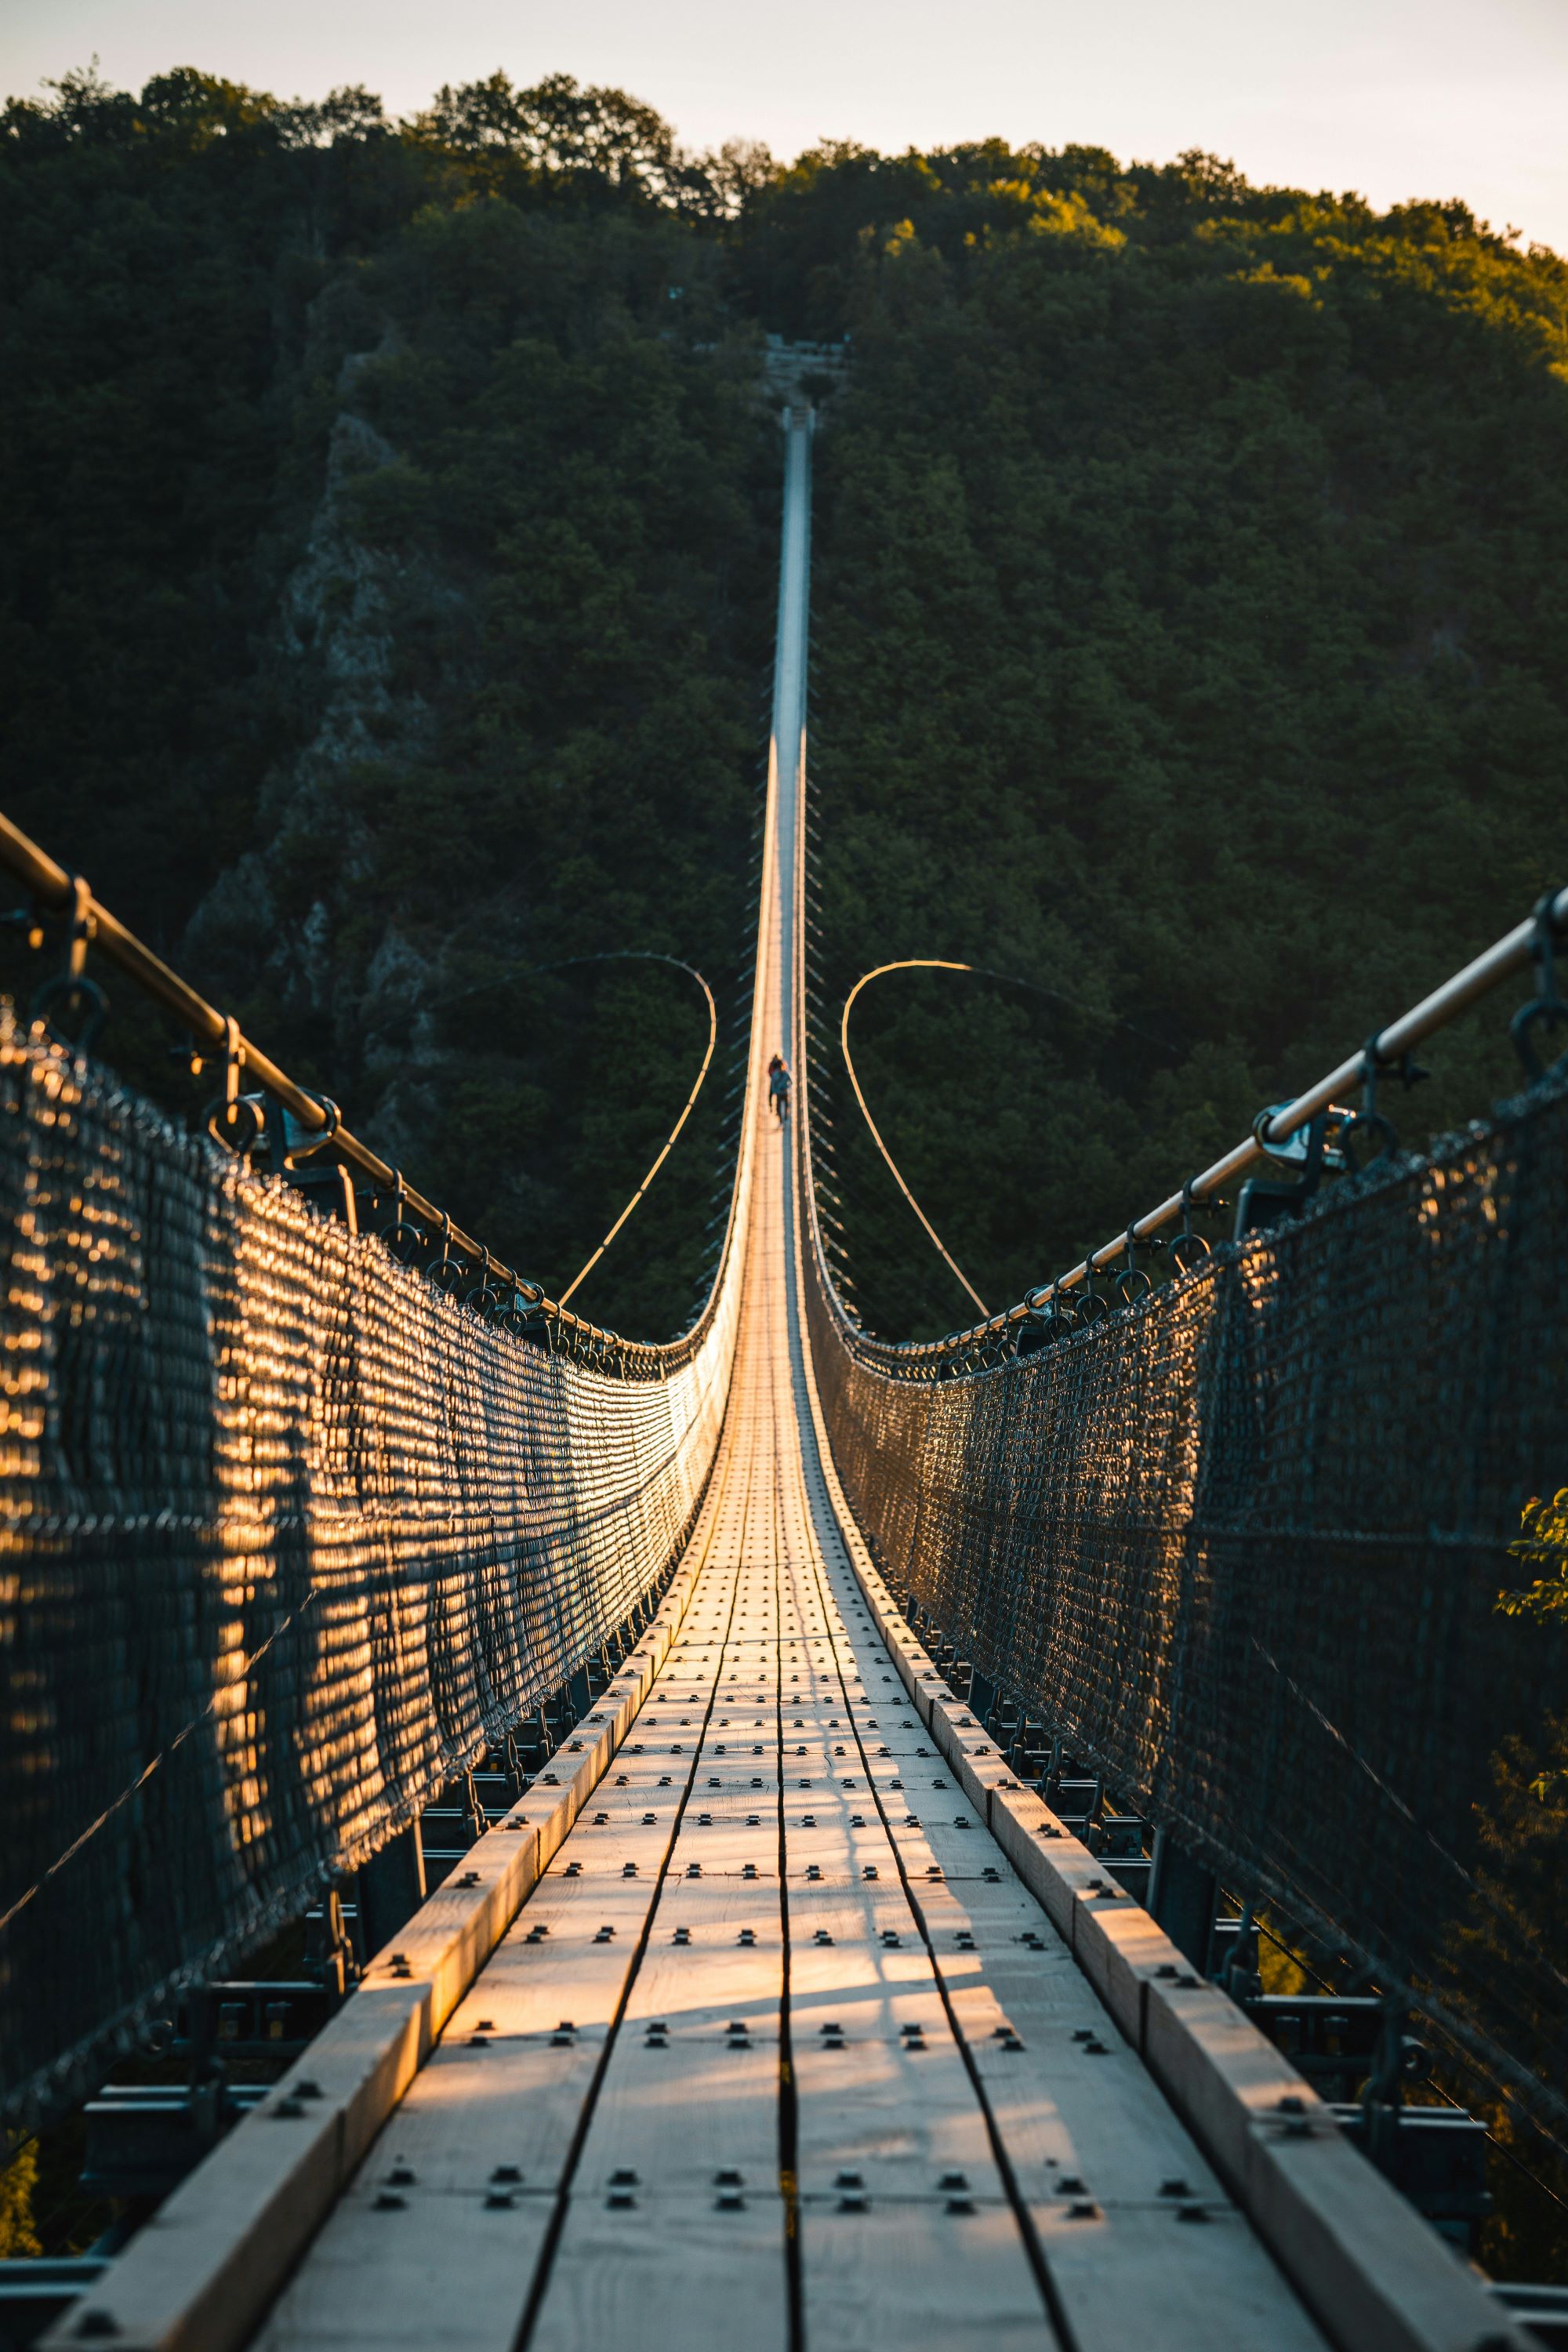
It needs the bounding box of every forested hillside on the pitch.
[0,67,775,1334]
[757,146,1568,1330]
[3,71,1566,1338]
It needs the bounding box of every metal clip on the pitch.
[1114,1229,1154,1305]
[1074,1267,1110,1326]
[426,1211,465,1294]
[31,873,109,1053]
[1334,1035,1403,1171]
[463,1253,507,1319]
[1021,1284,1072,1353]
[377,1172,426,1265]
[204,1016,265,1153]
[1170,1179,1211,1274]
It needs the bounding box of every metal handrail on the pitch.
[0,808,735,1370]
[811,881,1568,1368]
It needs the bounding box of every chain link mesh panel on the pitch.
[804,1069,1568,2145]
[0,1014,742,2121]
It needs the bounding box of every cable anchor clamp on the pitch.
[1511,885,1568,1083]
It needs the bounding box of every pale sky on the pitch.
[4,0,1567,254]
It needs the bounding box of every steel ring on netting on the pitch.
[1023,1285,1072,1349]
[31,873,109,1056]
[426,1210,466,1295]
[463,1253,509,1320]
[1170,1180,1212,1276]
[1073,1272,1111,1326]
[377,1171,427,1265]
[1114,1231,1155,1305]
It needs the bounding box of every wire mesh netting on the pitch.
[804,1065,1568,2146]
[0,1013,740,2123]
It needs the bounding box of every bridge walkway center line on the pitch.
[243,410,1329,2352]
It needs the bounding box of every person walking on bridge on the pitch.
[768,1053,791,1122]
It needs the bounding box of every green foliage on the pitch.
[1498,1491,1568,1642]
[0,2138,40,2259]
[0,65,773,1334]
[1440,1718,1568,2278]
[5,78,1568,1340]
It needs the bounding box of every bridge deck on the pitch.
[247,1071,1325,2350]
[223,406,1335,2352]
[39,408,1509,2352]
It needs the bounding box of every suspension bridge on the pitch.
[1,405,1566,2351]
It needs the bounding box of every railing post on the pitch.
[356,1824,427,1958]
[1148,1827,1218,1974]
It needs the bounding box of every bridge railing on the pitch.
[0,800,772,2124]
[0,811,746,1375]
[796,874,1568,2158]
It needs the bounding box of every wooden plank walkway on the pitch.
[249,1005,1327,2350]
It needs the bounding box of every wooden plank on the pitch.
[528,2192,789,2352]
[800,2200,1050,2352]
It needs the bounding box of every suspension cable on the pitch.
[839,960,989,1317]
[550,953,717,1308]
[836,957,1171,1320]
